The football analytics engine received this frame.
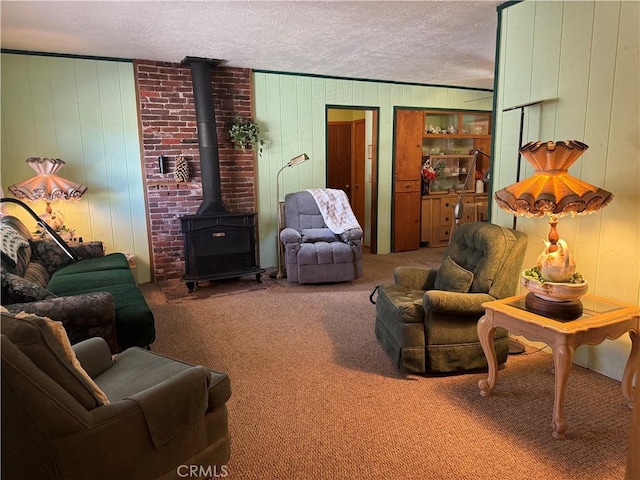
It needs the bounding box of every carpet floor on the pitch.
[142,248,632,480]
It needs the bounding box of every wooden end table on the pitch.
[477,294,640,439]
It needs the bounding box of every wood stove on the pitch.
[181,213,263,293]
[180,56,264,292]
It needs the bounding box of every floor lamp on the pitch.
[272,153,309,279]
[451,148,527,355]
[452,148,491,229]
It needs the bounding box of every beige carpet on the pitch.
[142,249,632,480]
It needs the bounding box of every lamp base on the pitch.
[525,292,583,321]
[268,270,287,280]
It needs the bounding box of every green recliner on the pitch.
[375,222,528,374]
[1,311,231,480]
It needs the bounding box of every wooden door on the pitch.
[394,182,421,251]
[394,110,424,180]
[369,109,379,253]
[352,119,366,227]
[327,122,352,196]
[393,110,424,251]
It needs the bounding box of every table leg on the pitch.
[552,342,575,439]
[622,329,640,407]
[477,314,498,397]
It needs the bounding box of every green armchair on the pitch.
[1,310,231,480]
[374,222,528,373]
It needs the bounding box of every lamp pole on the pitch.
[272,154,310,280]
[274,164,288,279]
[502,98,557,229]
[453,148,491,229]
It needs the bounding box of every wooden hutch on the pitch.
[393,109,492,251]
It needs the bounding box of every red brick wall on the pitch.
[134,60,256,281]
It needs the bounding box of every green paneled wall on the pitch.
[1,53,151,283]
[253,72,492,267]
[493,1,639,379]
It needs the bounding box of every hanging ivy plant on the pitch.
[228,116,265,156]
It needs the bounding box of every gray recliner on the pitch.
[374,222,528,374]
[280,190,363,284]
[1,310,231,480]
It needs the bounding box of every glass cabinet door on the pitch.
[461,113,491,135]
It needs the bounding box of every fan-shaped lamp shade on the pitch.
[8,157,87,214]
[495,141,613,317]
[494,141,612,219]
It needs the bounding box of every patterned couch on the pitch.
[1,215,155,352]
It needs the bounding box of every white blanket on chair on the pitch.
[306,188,361,235]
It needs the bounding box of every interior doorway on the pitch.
[326,107,379,253]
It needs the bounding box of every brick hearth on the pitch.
[134,60,257,281]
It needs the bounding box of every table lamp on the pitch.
[494,140,613,319]
[8,157,87,233]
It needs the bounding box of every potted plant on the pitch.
[228,116,265,155]
[421,159,446,194]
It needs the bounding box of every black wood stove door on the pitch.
[180,213,264,292]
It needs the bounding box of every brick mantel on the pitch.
[134,60,257,281]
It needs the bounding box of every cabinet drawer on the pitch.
[439,198,455,226]
[421,198,432,243]
[395,180,421,193]
[438,225,452,243]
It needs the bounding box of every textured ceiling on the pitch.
[1,0,501,89]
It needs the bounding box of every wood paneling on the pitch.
[0,53,151,282]
[494,0,639,379]
[254,72,492,266]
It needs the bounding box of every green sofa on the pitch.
[1,215,155,352]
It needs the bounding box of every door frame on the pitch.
[326,105,380,253]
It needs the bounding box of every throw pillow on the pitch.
[2,271,57,304]
[434,256,474,293]
[301,228,338,243]
[29,238,75,276]
[1,311,109,408]
[41,313,110,406]
[0,225,29,269]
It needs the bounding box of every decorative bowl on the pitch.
[521,271,588,302]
